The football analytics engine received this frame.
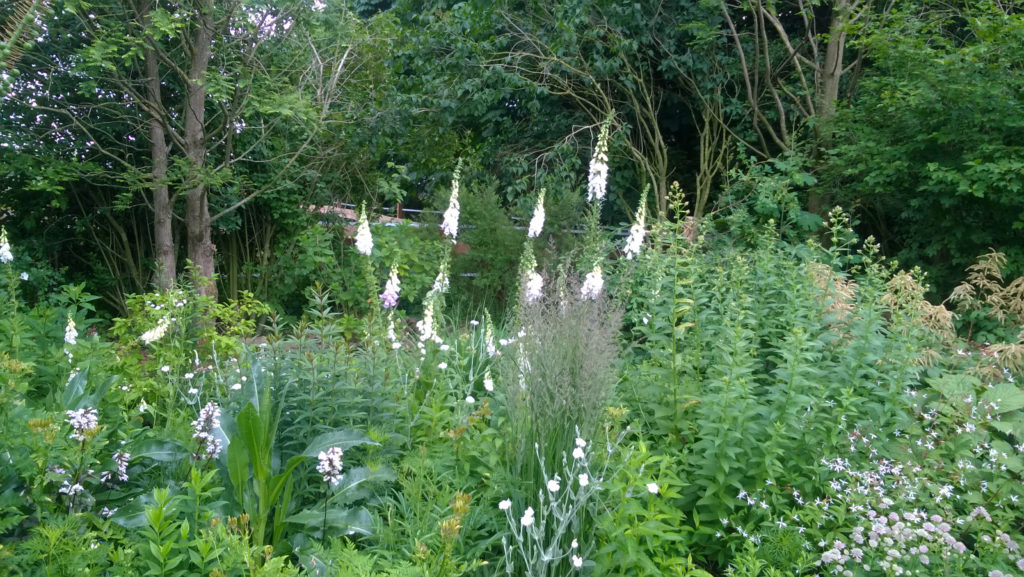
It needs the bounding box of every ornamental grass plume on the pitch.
[503,271,621,497]
[528,189,546,239]
[355,203,373,256]
[441,162,462,242]
[586,119,611,203]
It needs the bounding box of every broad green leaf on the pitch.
[235,403,267,479]
[61,367,90,408]
[285,507,373,536]
[302,430,379,458]
[133,439,189,462]
[980,382,1024,414]
[926,374,979,400]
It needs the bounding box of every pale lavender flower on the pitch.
[112,451,130,482]
[355,204,373,256]
[191,402,223,459]
[66,408,98,441]
[317,446,344,485]
[581,265,604,300]
[380,265,400,308]
[527,190,545,238]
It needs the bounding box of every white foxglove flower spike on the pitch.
[581,264,604,300]
[0,227,12,264]
[441,163,462,242]
[624,190,648,260]
[587,120,611,203]
[355,204,373,256]
[527,189,545,239]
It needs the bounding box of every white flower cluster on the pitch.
[580,265,603,300]
[386,313,401,350]
[59,480,84,496]
[355,205,373,256]
[64,315,78,346]
[587,121,611,203]
[623,196,647,260]
[525,270,544,303]
[528,190,545,239]
[485,313,497,357]
[415,297,436,342]
[499,435,608,573]
[431,261,450,295]
[66,407,98,441]
[191,402,222,459]
[317,446,344,485]
[572,437,586,460]
[441,166,462,241]
[140,316,171,345]
[0,227,12,264]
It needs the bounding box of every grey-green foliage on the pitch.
[621,215,933,567]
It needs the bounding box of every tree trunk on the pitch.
[808,0,853,216]
[818,1,849,126]
[184,0,217,299]
[142,3,174,290]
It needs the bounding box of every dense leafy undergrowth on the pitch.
[1,204,1023,577]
